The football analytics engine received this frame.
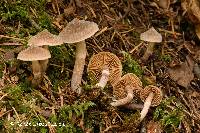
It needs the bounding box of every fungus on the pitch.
[17,46,51,86]
[58,18,99,94]
[140,85,162,121]
[87,52,122,89]
[28,29,62,74]
[110,73,143,107]
[140,27,162,62]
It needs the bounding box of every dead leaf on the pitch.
[195,24,200,40]
[157,0,170,10]
[181,0,200,24]
[147,121,163,133]
[167,55,194,88]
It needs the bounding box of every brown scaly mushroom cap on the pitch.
[17,47,51,61]
[140,85,162,106]
[87,52,122,86]
[28,29,62,46]
[113,73,143,99]
[58,18,99,43]
[140,27,162,43]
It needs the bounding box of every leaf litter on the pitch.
[0,0,200,132]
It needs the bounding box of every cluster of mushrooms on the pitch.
[17,18,163,122]
[17,18,99,93]
[87,52,163,122]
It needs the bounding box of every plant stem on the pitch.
[140,92,154,121]
[71,41,86,94]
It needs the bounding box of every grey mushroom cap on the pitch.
[28,29,63,46]
[17,46,51,61]
[140,27,162,43]
[58,18,99,43]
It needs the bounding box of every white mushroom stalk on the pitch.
[95,67,110,89]
[111,73,143,107]
[39,45,49,75]
[27,29,63,81]
[140,27,162,62]
[140,92,154,121]
[58,18,99,94]
[17,46,51,86]
[141,42,155,61]
[71,41,87,94]
[110,85,134,106]
[32,60,43,86]
[140,85,162,122]
[87,52,122,88]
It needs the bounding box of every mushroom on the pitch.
[17,46,51,86]
[140,85,162,121]
[95,66,110,88]
[110,73,143,107]
[28,29,63,74]
[140,27,162,62]
[87,52,122,89]
[58,18,99,94]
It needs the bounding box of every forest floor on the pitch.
[0,0,200,132]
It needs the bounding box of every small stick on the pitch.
[0,35,25,41]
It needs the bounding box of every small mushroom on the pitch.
[28,29,63,74]
[58,18,99,94]
[110,73,143,107]
[87,52,122,89]
[140,27,162,62]
[17,46,51,86]
[140,85,162,121]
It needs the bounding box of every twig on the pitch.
[0,93,8,101]
[95,27,108,37]
[0,35,25,41]
[58,86,63,107]
[12,107,20,121]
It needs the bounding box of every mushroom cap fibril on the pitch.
[58,18,99,43]
[140,27,162,43]
[113,73,143,99]
[140,85,162,106]
[28,29,63,46]
[17,47,51,61]
[87,52,122,86]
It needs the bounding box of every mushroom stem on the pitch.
[95,67,110,89]
[39,46,49,75]
[71,41,87,94]
[141,42,155,62]
[123,103,144,110]
[140,92,154,121]
[110,85,134,107]
[32,60,42,86]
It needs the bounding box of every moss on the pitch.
[0,0,56,38]
[122,51,143,77]
[161,54,172,63]
[153,96,184,132]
